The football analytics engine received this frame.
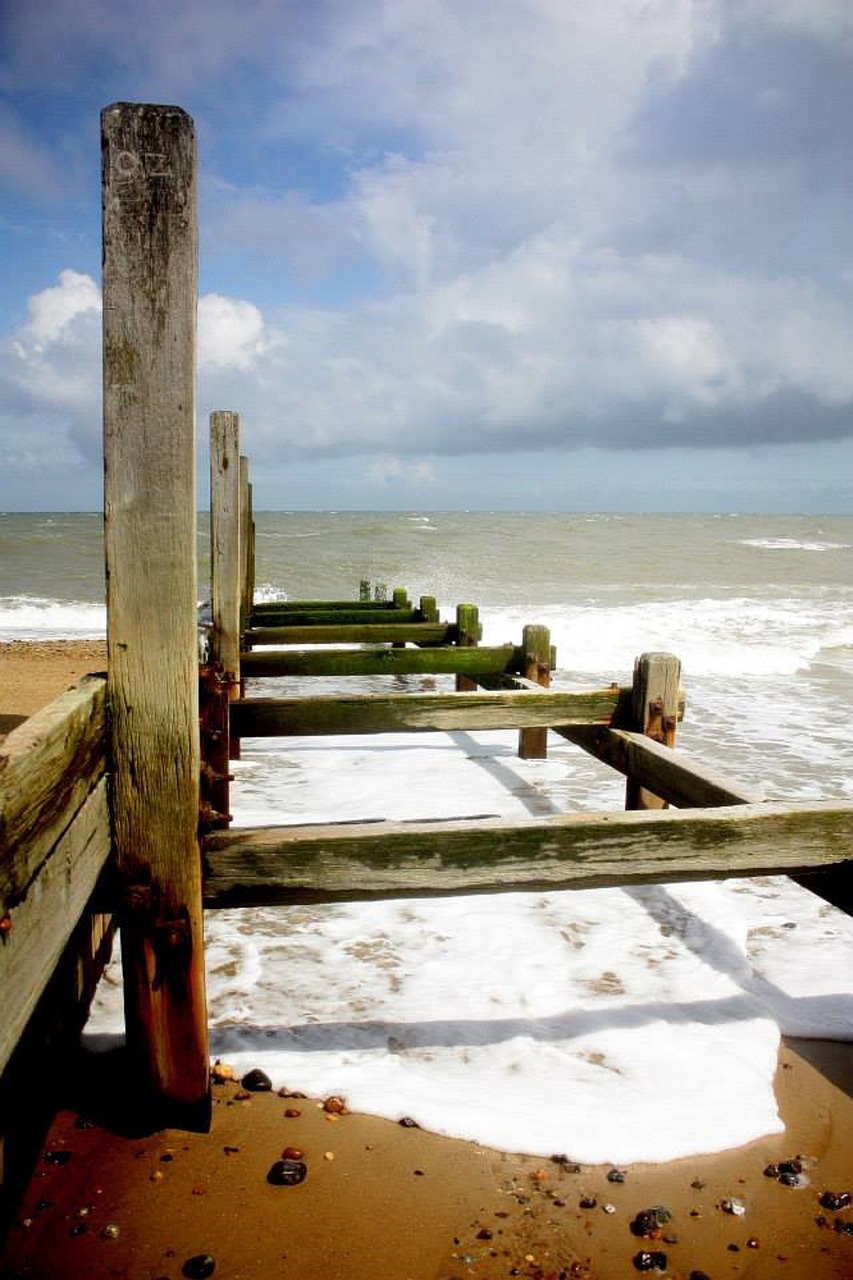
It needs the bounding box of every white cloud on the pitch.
[26,269,101,347]
[198,293,285,372]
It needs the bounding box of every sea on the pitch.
[2,510,852,1163]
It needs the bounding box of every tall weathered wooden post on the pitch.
[102,102,210,1130]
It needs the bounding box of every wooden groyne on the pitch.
[1,101,851,1228]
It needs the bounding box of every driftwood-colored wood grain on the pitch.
[0,675,106,907]
[201,801,853,907]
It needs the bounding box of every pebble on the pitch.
[322,1095,346,1114]
[240,1068,272,1092]
[101,1223,121,1239]
[284,1108,302,1118]
[399,1116,420,1128]
[607,1167,627,1183]
[819,1190,852,1211]
[267,1158,307,1186]
[633,1251,667,1272]
[281,1146,304,1160]
[182,1255,216,1279]
[720,1197,746,1216]
[630,1206,672,1238]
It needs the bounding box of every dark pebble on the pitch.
[579,1196,597,1209]
[834,1219,853,1237]
[476,1228,493,1240]
[631,1206,672,1237]
[266,1158,307,1187]
[688,1273,712,1280]
[182,1255,216,1279]
[398,1116,420,1128]
[240,1068,272,1092]
[607,1167,627,1183]
[44,1151,72,1166]
[819,1191,851,1211]
[779,1172,803,1188]
[633,1251,667,1272]
[763,1163,780,1179]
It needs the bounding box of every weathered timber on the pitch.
[559,726,763,809]
[251,597,414,616]
[244,622,456,646]
[518,624,551,760]
[201,801,853,907]
[0,676,106,907]
[0,778,111,1076]
[209,411,242,689]
[240,644,522,680]
[626,652,681,810]
[456,602,480,691]
[102,101,209,1130]
[239,454,252,634]
[231,686,627,737]
[246,608,423,629]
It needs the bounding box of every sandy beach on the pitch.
[1,641,851,1278]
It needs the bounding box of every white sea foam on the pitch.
[0,596,106,640]
[84,725,853,1164]
[740,537,851,552]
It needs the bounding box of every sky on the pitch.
[1,0,852,513]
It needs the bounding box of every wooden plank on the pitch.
[209,410,242,687]
[240,644,522,679]
[252,599,404,615]
[201,801,853,907]
[0,778,111,1076]
[244,622,456,646]
[626,652,681,810]
[0,676,106,907]
[102,101,209,1130]
[559,726,763,809]
[231,686,626,737]
[247,608,422,628]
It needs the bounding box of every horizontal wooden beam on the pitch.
[240,644,524,680]
[230,686,627,737]
[0,675,107,908]
[0,777,111,1076]
[201,801,853,907]
[252,599,398,615]
[248,608,421,628]
[559,726,762,809]
[244,622,455,646]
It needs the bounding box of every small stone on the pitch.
[322,1095,346,1114]
[476,1228,493,1240]
[281,1146,304,1160]
[603,1203,617,1215]
[210,1062,235,1083]
[267,1159,307,1185]
[192,1185,208,1196]
[630,1207,672,1238]
[607,1167,627,1183]
[150,1170,164,1182]
[101,1223,121,1239]
[324,1151,336,1162]
[182,1255,216,1279]
[284,1108,302,1118]
[690,1178,706,1190]
[763,1163,781,1179]
[579,1196,597,1210]
[399,1116,420,1128]
[233,1090,251,1102]
[819,1190,851,1211]
[632,1251,667,1272]
[747,1237,760,1249]
[720,1197,746,1216]
[240,1068,272,1092]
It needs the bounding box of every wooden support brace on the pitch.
[455,603,480,691]
[518,624,551,759]
[626,651,681,810]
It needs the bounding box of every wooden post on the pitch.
[455,603,480,691]
[210,412,241,689]
[626,651,681,810]
[239,455,252,634]
[210,412,242,761]
[419,595,439,623]
[518,624,551,759]
[102,102,210,1131]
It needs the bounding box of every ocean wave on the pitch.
[740,537,851,552]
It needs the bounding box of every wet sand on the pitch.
[1,641,851,1278]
